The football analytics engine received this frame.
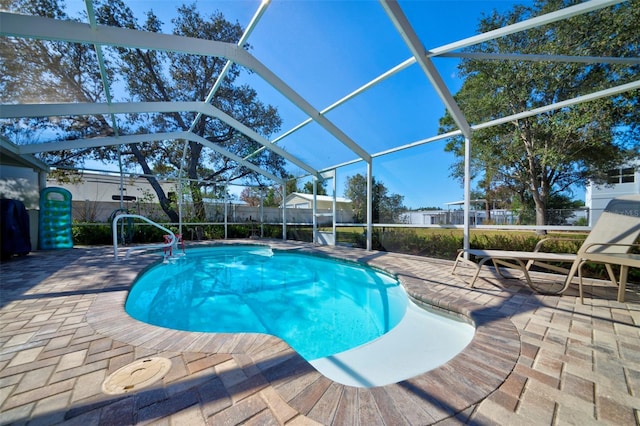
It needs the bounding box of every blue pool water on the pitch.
[126,245,408,360]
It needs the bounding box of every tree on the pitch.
[239,186,281,207]
[239,187,261,207]
[2,0,286,222]
[302,180,328,196]
[440,0,639,227]
[344,174,406,223]
[1,0,116,163]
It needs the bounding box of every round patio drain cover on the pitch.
[102,357,171,395]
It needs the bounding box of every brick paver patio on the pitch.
[1,240,638,425]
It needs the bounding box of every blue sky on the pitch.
[69,0,567,209]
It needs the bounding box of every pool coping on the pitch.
[87,240,520,424]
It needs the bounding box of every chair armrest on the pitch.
[533,237,584,253]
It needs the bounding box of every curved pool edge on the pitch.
[87,240,521,424]
[309,298,475,388]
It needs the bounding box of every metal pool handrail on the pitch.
[112,214,176,261]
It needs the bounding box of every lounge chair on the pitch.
[451,194,640,298]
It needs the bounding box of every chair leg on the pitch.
[491,259,508,278]
[578,261,585,304]
[618,265,628,303]
[451,250,481,288]
[559,261,581,294]
[451,251,464,274]
[513,259,535,289]
[451,251,482,288]
[604,264,618,287]
[469,258,492,288]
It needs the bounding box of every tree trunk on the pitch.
[531,190,548,235]
[190,181,206,221]
[485,199,491,223]
[187,141,207,221]
[535,205,547,234]
[130,144,179,222]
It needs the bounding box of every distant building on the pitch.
[47,171,177,204]
[284,192,352,210]
[43,171,178,222]
[586,161,639,226]
[283,193,354,224]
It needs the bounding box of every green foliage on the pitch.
[73,222,289,245]
[3,0,286,223]
[302,181,328,196]
[71,222,638,282]
[72,224,113,245]
[441,0,639,226]
[573,217,588,226]
[346,227,637,282]
[344,174,406,223]
[286,226,314,243]
[415,206,443,211]
[240,187,282,207]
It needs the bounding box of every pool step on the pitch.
[309,301,474,387]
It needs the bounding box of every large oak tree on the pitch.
[2,0,285,222]
[440,0,639,226]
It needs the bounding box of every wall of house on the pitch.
[48,173,178,204]
[586,163,640,226]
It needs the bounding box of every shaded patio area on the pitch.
[1,241,639,425]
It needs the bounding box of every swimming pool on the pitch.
[126,244,475,386]
[126,245,408,360]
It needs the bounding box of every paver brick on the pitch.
[30,391,71,426]
[2,243,639,425]
[207,392,267,425]
[6,346,44,368]
[597,393,637,425]
[5,331,35,347]
[56,349,88,372]
[71,369,106,403]
[561,371,595,403]
[15,365,55,394]
[3,378,75,411]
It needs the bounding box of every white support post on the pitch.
[366,161,373,251]
[332,172,337,244]
[177,176,183,236]
[282,181,287,240]
[313,178,318,244]
[463,136,471,257]
[260,187,264,238]
[224,183,228,240]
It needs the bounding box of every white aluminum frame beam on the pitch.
[1,101,318,177]
[428,0,626,57]
[252,0,626,162]
[473,80,640,131]
[189,0,271,133]
[84,0,120,138]
[15,131,283,184]
[380,0,474,253]
[246,57,415,160]
[440,52,640,65]
[0,11,370,163]
[178,0,271,235]
[380,0,472,138]
[369,80,640,159]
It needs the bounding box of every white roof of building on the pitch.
[286,192,351,204]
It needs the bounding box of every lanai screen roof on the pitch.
[1,0,638,188]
